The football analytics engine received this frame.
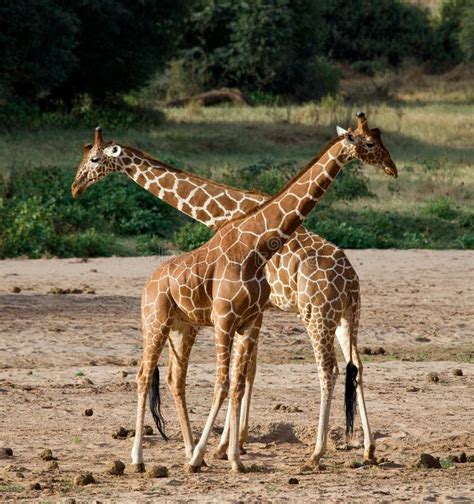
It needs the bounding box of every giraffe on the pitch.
[72,113,397,470]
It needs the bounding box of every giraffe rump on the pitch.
[149,366,169,441]
[344,361,358,437]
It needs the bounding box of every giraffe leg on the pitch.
[131,304,173,472]
[336,313,375,460]
[167,322,197,461]
[214,329,259,459]
[227,316,261,473]
[300,325,338,471]
[187,320,234,472]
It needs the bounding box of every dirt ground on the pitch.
[0,250,473,503]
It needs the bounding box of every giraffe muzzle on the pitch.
[384,165,398,178]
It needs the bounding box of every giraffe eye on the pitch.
[91,156,99,163]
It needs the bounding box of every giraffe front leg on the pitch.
[227,316,261,473]
[186,322,233,472]
[214,320,260,460]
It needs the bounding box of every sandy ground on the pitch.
[0,250,473,503]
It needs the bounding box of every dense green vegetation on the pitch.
[0,0,473,257]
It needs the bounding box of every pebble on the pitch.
[130,359,138,366]
[121,371,128,378]
[452,369,463,376]
[74,472,95,486]
[146,465,168,478]
[107,460,125,476]
[11,286,21,293]
[82,377,94,386]
[288,477,299,484]
[0,447,13,458]
[416,453,441,469]
[40,449,54,461]
[459,452,467,463]
[29,482,41,490]
[446,455,459,463]
[427,372,440,383]
[144,425,154,436]
[406,386,420,392]
[84,409,93,417]
[112,427,129,439]
[467,455,474,463]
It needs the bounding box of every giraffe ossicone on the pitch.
[72,113,397,472]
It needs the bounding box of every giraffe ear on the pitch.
[104,145,122,157]
[336,126,348,137]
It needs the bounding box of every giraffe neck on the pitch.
[237,140,349,260]
[116,149,266,230]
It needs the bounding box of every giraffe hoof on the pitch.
[130,463,146,473]
[364,444,376,461]
[212,449,228,460]
[184,463,201,474]
[298,460,323,474]
[230,463,247,474]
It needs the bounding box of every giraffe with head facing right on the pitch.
[72,113,397,471]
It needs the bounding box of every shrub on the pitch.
[421,197,459,220]
[459,0,474,61]
[0,1,77,101]
[321,0,439,65]
[179,0,332,100]
[173,222,214,252]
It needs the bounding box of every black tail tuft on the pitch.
[149,366,169,442]
[345,361,358,437]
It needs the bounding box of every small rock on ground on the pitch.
[112,427,129,439]
[0,447,13,458]
[144,425,154,435]
[146,465,168,478]
[74,472,95,486]
[11,286,21,293]
[452,369,463,376]
[84,408,93,417]
[40,449,54,461]
[459,452,467,463]
[288,477,299,484]
[29,482,41,490]
[416,453,441,469]
[406,386,420,392]
[427,372,440,383]
[107,460,125,476]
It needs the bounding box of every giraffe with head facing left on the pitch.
[72,113,397,472]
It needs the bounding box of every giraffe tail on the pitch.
[344,289,360,437]
[149,366,169,441]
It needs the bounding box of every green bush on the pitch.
[459,0,474,61]
[0,101,165,133]
[0,165,183,258]
[321,0,439,65]
[173,222,214,252]
[0,1,77,101]
[179,0,332,100]
[421,197,459,220]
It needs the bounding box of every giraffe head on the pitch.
[336,112,397,178]
[71,127,125,198]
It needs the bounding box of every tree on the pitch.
[459,0,474,61]
[0,1,77,101]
